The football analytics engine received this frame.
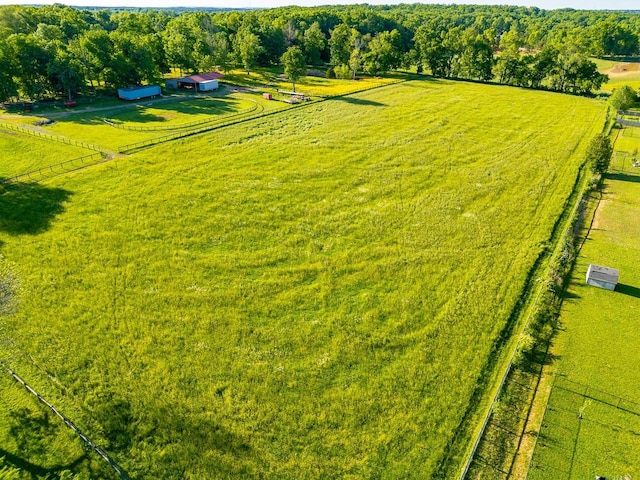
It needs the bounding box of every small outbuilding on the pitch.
[586,264,620,291]
[171,72,223,92]
[118,85,161,101]
[165,78,179,89]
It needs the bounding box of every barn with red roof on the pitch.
[165,72,224,92]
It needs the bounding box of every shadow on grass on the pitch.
[562,290,581,300]
[44,93,242,126]
[0,181,71,235]
[330,96,386,107]
[0,447,85,477]
[605,172,640,184]
[107,96,242,124]
[520,349,562,374]
[616,283,640,299]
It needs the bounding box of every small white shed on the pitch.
[586,264,620,291]
[198,79,218,91]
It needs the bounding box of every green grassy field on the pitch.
[528,125,640,480]
[222,67,400,97]
[0,91,282,154]
[594,58,640,92]
[0,129,95,179]
[105,95,259,129]
[0,80,606,479]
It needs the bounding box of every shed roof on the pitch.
[586,264,620,284]
[181,72,224,83]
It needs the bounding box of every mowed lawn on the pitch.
[0,80,605,479]
[529,126,640,480]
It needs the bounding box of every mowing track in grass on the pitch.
[0,79,606,479]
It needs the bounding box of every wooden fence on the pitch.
[0,152,106,185]
[0,122,103,152]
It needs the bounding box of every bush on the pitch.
[334,64,351,80]
[586,134,613,174]
[325,67,336,79]
[610,85,637,111]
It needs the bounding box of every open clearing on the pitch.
[0,80,605,479]
[528,124,640,480]
[594,58,640,92]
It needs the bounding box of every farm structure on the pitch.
[586,264,620,290]
[165,72,223,92]
[118,85,161,101]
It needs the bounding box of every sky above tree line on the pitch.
[0,1,638,11]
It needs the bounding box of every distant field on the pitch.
[594,58,640,92]
[223,67,400,97]
[528,124,640,480]
[0,80,605,479]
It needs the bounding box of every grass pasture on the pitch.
[0,80,606,479]
[0,129,96,179]
[222,68,401,97]
[529,124,640,480]
[594,58,640,92]
[0,91,284,158]
[105,95,261,130]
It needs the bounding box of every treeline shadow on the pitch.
[56,95,242,127]
[605,172,640,184]
[0,181,71,235]
[330,96,386,107]
[0,447,85,478]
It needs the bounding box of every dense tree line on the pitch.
[1,3,639,102]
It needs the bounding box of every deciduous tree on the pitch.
[610,85,637,111]
[235,27,262,75]
[586,134,613,175]
[303,22,326,65]
[281,45,306,92]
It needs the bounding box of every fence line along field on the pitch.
[0,127,98,179]
[528,123,640,480]
[0,79,605,479]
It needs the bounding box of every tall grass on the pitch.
[0,79,605,479]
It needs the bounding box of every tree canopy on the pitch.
[281,45,306,92]
[610,85,637,111]
[587,134,614,175]
[1,3,639,101]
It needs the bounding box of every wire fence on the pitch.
[0,152,106,184]
[526,375,640,479]
[621,124,640,138]
[0,121,103,152]
[460,149,599,479]
[103,100,261,132]
[115,99,295,154]
[553,376,640,416]
[0,360,130,480]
